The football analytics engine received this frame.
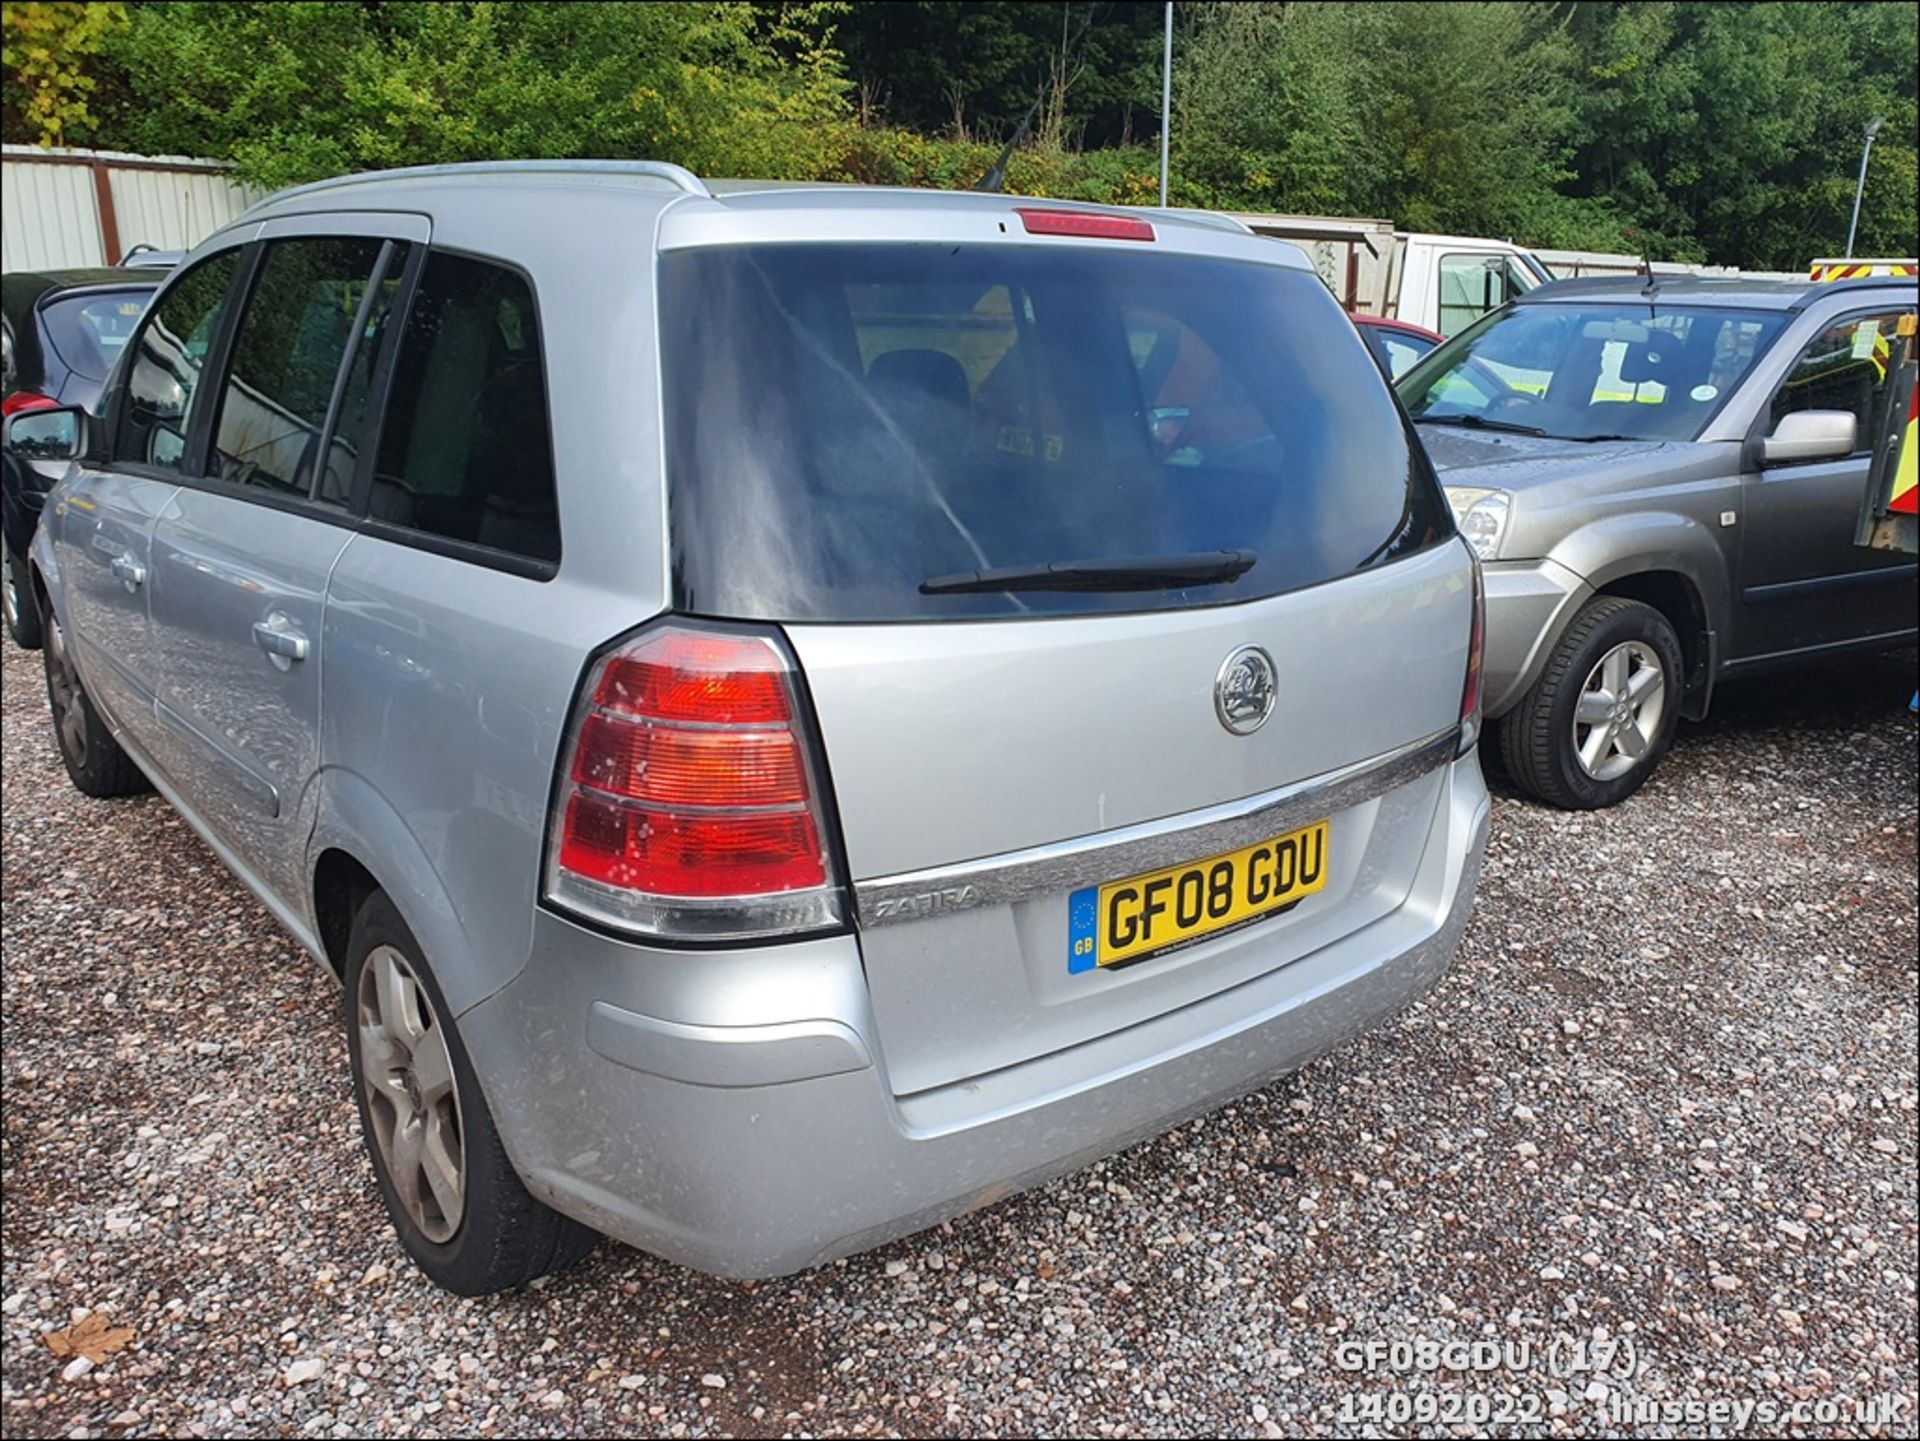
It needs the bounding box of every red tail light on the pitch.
[1,390,58,418]
[1458,559,1486,754]
[1016,208,1156,242]
[545,622,845,941]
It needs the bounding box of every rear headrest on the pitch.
[867,348,970,412]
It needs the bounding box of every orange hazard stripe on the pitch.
[1811,262,1917,281]
[1890,385,1918,515]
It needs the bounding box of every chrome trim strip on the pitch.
[854,726,1462,927]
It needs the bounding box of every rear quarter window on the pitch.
[661,243,1450,621]
[367,251,560,566]
[41,288,152,383]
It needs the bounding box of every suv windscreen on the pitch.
[41,288,153,382]
[1401,301,1788,442]
[661,243,1449,621]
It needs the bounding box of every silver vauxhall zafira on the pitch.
[17,163,1489,1293]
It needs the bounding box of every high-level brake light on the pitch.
[1016,209,1156,242]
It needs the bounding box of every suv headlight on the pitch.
[1446,487,1512,561]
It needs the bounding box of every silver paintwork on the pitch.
[244,159,711,216]
[1477,558,1595,717]
[30,165,1491,1278]
[1759,408,1856,465]
[357,944,466,1243]
[1420,279,1918,720]
[790,540,1472,881]
[856,725,1458,926]
[1571,641,1666,780]
[460,751,1489,1277]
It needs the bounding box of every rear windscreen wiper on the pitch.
[921,549,1258,595]
[1413,413,1549,438]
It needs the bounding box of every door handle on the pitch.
[252,619,309,662]
[110,554,146,590]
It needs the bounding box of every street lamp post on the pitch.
[1845,116,1883,259]
[1159,1,1172,207]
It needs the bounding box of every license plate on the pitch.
[1067,819,1329,972]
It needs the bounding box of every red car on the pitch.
[1353,313,1444,381]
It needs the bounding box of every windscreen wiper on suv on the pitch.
[1413,413,1549,438]
[921,549,1258,595]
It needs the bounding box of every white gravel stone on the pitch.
[1,608,1913,1439]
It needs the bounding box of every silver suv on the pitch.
[1400,275,1918,808]
[13,163,1489,1293]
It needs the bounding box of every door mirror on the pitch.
[4,405,85,462]
[1760,409,1856,465]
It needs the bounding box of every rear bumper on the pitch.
[459,753,1490,1279]
[1480,557,1593,718]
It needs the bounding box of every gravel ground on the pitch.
[2,635,1915,1440]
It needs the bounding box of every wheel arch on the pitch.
[308,769,482,1008]
[1545,513,1731,720]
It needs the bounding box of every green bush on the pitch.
[3,0,1914,268]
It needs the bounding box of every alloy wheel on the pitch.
[356,945,466,1243]
[45,615,89,769]
[2,550,18,630]
[1571,640,1666,782]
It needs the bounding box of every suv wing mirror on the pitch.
[4,405,88,463]
[1760,409,1856,465]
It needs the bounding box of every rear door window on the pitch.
[209,237,387,497]
[661,243,1448,621]
[115,252,241,471]
[316,245,411,506]
[368,251,559,564]
[40,289,152,383]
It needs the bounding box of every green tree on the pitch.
[97,1,852,188]
[831,1,1166,147]
[1558,1,1918,267]
[4,0,1913,269]
[1,0,124,144]
[1175,2,1624,246]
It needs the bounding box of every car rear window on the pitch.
[41,288,151,382]
[660,243,1450,621]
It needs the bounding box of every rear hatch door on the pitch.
[658,211,1472,1094]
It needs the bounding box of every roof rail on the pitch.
[245,159,710,216]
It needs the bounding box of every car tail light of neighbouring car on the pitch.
[1,390,58,418]
[1457,559,1486,755]
[544,621,847,942]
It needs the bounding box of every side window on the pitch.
[114,251,240,470]
[1770,312,1911,447]
[370,252,559,564]
[1437,254,1512,337]
[210,237,387,496]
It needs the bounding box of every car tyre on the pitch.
[4,546,43,649]
[1496,596,1683,810]
[42,608,148,797]
[343,890,598,1295]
